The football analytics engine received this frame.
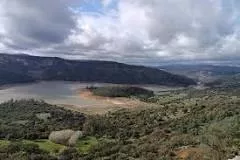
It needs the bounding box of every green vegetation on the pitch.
[0,99,85,139]
[81,88,240,160]
[88,86,154,99]
[206,74,240,89]
[0,54,196,86]
[0,86,239,159]
[0,140,10,147]
[22,140,65,155]
[76,136,98,153]
[0,141,56,159]
[0,138,100,159]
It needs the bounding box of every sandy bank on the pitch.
[64,89,150,114]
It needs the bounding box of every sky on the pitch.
[0,0,240,65]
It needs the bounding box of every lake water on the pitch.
[0,81,182,107]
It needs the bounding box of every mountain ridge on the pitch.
[0,53,196,86]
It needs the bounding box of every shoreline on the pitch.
[0,82,186,114]
[0,81,189,90]
[78,89,147,107]
[74,89,153,114]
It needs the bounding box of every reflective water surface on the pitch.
[0,81,181,107]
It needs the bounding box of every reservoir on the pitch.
[0,81,182,108]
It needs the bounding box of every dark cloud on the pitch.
[0,0,76,49]
[0,0,240,64]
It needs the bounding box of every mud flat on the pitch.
[76,89,150,114]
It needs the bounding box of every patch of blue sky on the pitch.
[69,0,118,15]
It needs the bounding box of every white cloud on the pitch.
[0,0,240,64]
[102,0,113,7]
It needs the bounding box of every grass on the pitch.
[76,136,98,153]
[22,139,65,154]
[30,137,99,154]
[0,140,10,147]
[0,137,99,155]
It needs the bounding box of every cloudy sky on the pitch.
[0,0,239,65]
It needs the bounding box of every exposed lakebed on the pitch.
[0,81,183,113]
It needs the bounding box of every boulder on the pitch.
[49,130,83,146]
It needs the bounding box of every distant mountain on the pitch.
[205,74,240,88]
[159,64,240,76]
[0,54,196,86]
[158,64,240,83]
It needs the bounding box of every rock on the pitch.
[68,131,83,146]
[36,113,51,121]
[49,130,83,146]
[229,156,240,160]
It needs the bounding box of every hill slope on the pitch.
[0,54,196,86]
[159,64,240,77]
[159,64,240,85]
[159,64,240,79]
[1,88,239,159]
[0,99,85,139]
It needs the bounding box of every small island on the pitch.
[86,86,154,99]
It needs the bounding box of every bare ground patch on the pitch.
[59,89,152,115]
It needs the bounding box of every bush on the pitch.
[59,148,80,160]
[0,99,86,140]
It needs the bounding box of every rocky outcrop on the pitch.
[49,129,83,146]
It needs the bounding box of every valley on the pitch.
[1,1,239,159]
[0,55,239,160]
[0,84,239,160]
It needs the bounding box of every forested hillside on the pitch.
[0,54,196,86]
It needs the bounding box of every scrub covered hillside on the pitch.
[0,87,239,160]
